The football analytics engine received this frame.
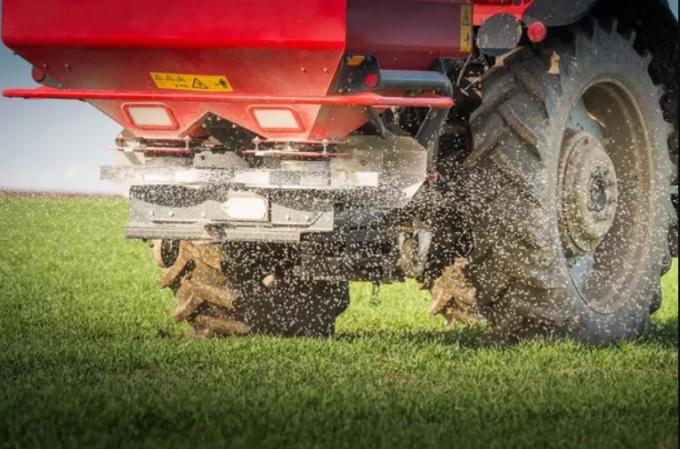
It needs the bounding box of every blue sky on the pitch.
[0,17,122,193]
[0,1,677,193]
[0,46,122,193]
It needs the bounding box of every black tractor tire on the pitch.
[461,19,675,344]
[157,241,349,337]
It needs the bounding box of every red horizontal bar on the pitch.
[3,87,453,109]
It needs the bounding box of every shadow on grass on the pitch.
[335,317,680,350]
[335,324,494,348]
[643,318,679,348]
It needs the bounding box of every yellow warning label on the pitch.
[460,4,473,53]
[150,72,234,92]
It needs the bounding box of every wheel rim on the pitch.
[561,131,620,255]
[558,80,654,314]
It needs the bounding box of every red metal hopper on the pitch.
[3,0,470,143]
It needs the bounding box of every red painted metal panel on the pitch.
[347,0,472,70]
[472,0,533,26]
[2,0,464,143]
[2,0,349,141]
[2,0,346,50]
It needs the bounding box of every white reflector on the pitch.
[224,196,268,221]
[126,105,176,129]
[252,108,300,130]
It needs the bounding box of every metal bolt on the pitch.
[284,214,291,221]
[149,210,155,217]
[168,211,174,217]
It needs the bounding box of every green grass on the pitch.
[0,197,677,449]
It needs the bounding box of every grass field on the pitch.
[0,196,677,449]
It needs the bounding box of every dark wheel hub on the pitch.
[588,167,610,213]
[560,131,619,255]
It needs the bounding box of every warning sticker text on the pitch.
[150,72,234,92]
